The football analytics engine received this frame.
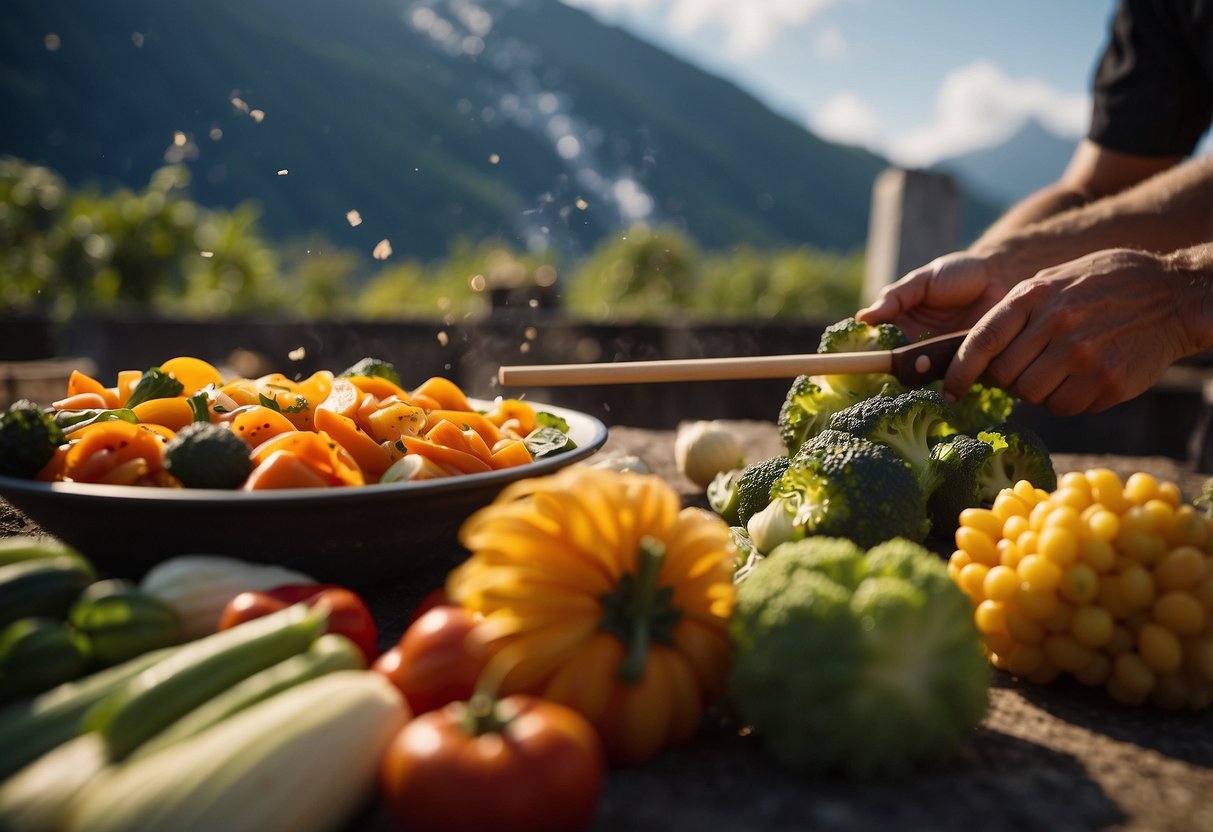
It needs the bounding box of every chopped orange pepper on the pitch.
[410,376,471,412]
[63,421,167,483]
[228,405,298,448]
[160,357,224,395]
[314,408,393,480]
[242,450,331,490]
[397,435,493,475]
[132,397,195,432]
[346,374,412,403]
[488,438,533,469]
[251,430,365,487]
[65,370,120,409]
[423,410,502,448]
[484,398,537,436]
[114,370,143,406]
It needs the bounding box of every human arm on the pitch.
[856,150,1212,339]
[943,242,1213,416]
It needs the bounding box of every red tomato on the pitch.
[218,586,379,663]
[264,583,342,605]
[371,605,486,715]
[380,695,604,832]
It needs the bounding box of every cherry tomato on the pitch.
[218,586,379,663]
[380,694,604,832]
[371,605,486,715]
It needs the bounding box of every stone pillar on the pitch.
[862,168,960,304]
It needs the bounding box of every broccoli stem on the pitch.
[600,536,681,684]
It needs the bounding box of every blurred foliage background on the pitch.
[1,157,864,324]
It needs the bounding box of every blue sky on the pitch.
[560,0,1118,166]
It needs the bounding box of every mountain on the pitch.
[933,119,1079,206]
[0,0,894,262]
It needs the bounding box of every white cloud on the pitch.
[810,92,883,148]
[888,60,1089,167]
[813,25,848,62]
[562,0,836,57]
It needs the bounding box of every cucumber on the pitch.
[84,601,328,760]
[0,556,97,631]
[68,580,184,668]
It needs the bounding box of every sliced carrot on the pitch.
[314,407,393,480]
[37,446,70,482]
[132,397,195,432]
[52,392,109,412]
[65,370,121,409]
[228,405,298,448]
[251,430,365,486]
[488,438,533,469]
[423,410,502,447]
[410,377,471,412]
[160,356,224,395]
[424,419,484,461]
[397,435,493,475]
[346,374,412,403]
[242,450,331,490]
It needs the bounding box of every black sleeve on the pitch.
[1089,0,1213,157]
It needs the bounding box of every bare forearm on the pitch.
[979,156,1213,283]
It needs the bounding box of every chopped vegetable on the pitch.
[730,536,989,778]
[447,467,736,765]
[674,420,744,488]
[0,400,64,479]
[162,422,254,489]
[62,672,407,832]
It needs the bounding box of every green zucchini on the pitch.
[0,646,173,781]
[133,633,365,758]
[0,556,96,630]
[84,601,327,760]
[63,672,407,832]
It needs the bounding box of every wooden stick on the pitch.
[497,350,893,386]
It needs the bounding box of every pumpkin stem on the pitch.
[602,535,681,684]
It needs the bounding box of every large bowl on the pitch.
[0,400,607,594]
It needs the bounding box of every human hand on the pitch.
[944,248,1204,415]
[856,250,1013,340]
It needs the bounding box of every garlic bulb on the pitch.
[746,497,804,555]
[674,420,744,488]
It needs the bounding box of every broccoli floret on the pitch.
[124,367,185,409]
[0,400,65,479]
[935,382,1017,437]
[707,468,744,525]
[818,316,909,354]
[776,375,860,456]
[728,536,989,779]
[341,357,402,387]
[769,436,928,549]
[975,423,1057,504]
[827,388,953,498]
[734,455,793,528]
[926,434,997,537]
[163,423,254,489]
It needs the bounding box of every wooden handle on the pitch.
[497,350,892,387]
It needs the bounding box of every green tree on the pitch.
[564,225,699,321]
